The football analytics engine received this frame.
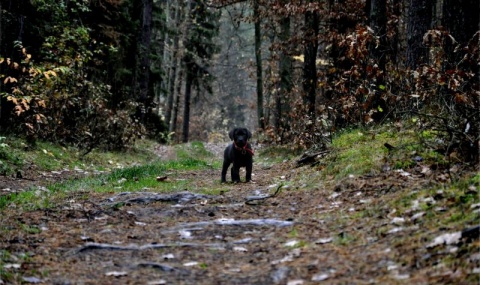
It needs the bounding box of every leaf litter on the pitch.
[0,144,478,284]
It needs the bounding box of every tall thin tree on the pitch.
[137,0,154,121]
[303,6,319,124]
[368,0,387,119]
[276,8,292,138]
[406,0,432,69]
[253,0,265,130]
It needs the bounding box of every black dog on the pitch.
[221,128,254,183]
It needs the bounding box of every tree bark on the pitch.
[368,0,387,120]
[276,14,292,137]
[137,0,153,120]
[181,0,195,143]
[369,0,387,70]
[406,0,432,69]
[253,0,264,130]
[303,9,319,122]
[170,68,183,135]
[165,1,182,129]
[182,63,193,143]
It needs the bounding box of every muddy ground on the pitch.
[0,144,478,284]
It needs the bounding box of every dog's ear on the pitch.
[228,129,236,140]
[246,129,252,139]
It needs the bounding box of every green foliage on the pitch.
[0,0,167,150]
[1,33,143,150]
[322,127,397,179]
[0,137,24,175]
[257,145,303,165]
[176,141,213,160]
[0,137,11,174]
[184,0,221,93]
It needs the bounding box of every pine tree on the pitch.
[182,0,220,142]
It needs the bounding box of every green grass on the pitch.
[257,145,303,168]
[387,172,479,230]
[2,159,211,210]
[319,124,450,180]
[0,139,215,210]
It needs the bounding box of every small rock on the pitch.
[426,232,461,248]
[284,240,299,247]
[387,227,404,234]
[271,266,290,284]
[22,277,42,283]
[391,217,405,225]
[183,261,198,267]
[105,271,128,277]
[233,246,248,252]
[162,253,175,260]
[315,238,333,244]
[147,280,167,285]
[287,280,304,285]
[311,273,329,281]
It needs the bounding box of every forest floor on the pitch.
[0,142,479,285]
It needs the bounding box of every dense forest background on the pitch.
[0,0,478,161]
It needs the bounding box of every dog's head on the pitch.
[229,128,252,148]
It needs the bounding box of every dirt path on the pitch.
[0,144,478,284]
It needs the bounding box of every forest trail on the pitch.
[0,143,478,284]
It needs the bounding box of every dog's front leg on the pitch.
[246,163,252,182]
[221,160,230,183]
[231,164,241,183]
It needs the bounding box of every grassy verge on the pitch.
[0,139,216,210]
[320,123,449,180]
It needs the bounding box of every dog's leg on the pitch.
[221,145,233,183]
[221,160,230,183]
[231,164,241,183]
[246,163,252,182]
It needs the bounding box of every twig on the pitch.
[245,184,284,205]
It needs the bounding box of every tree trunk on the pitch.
[137,0,153,120]
[182,63,193,143]
[303,9,319,122]
[161,0,171,116]
[276,15,292,137]
[406,0,432,69]
[253,0,264,130]
[390,0,402,65]
[165,1,182,129]
[368,0,387,120]
[181,0,195,143]
[170,68,183,135]
[369,0,387,71]
[442,0,479,64]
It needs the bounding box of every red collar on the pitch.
[234,141,254,156]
